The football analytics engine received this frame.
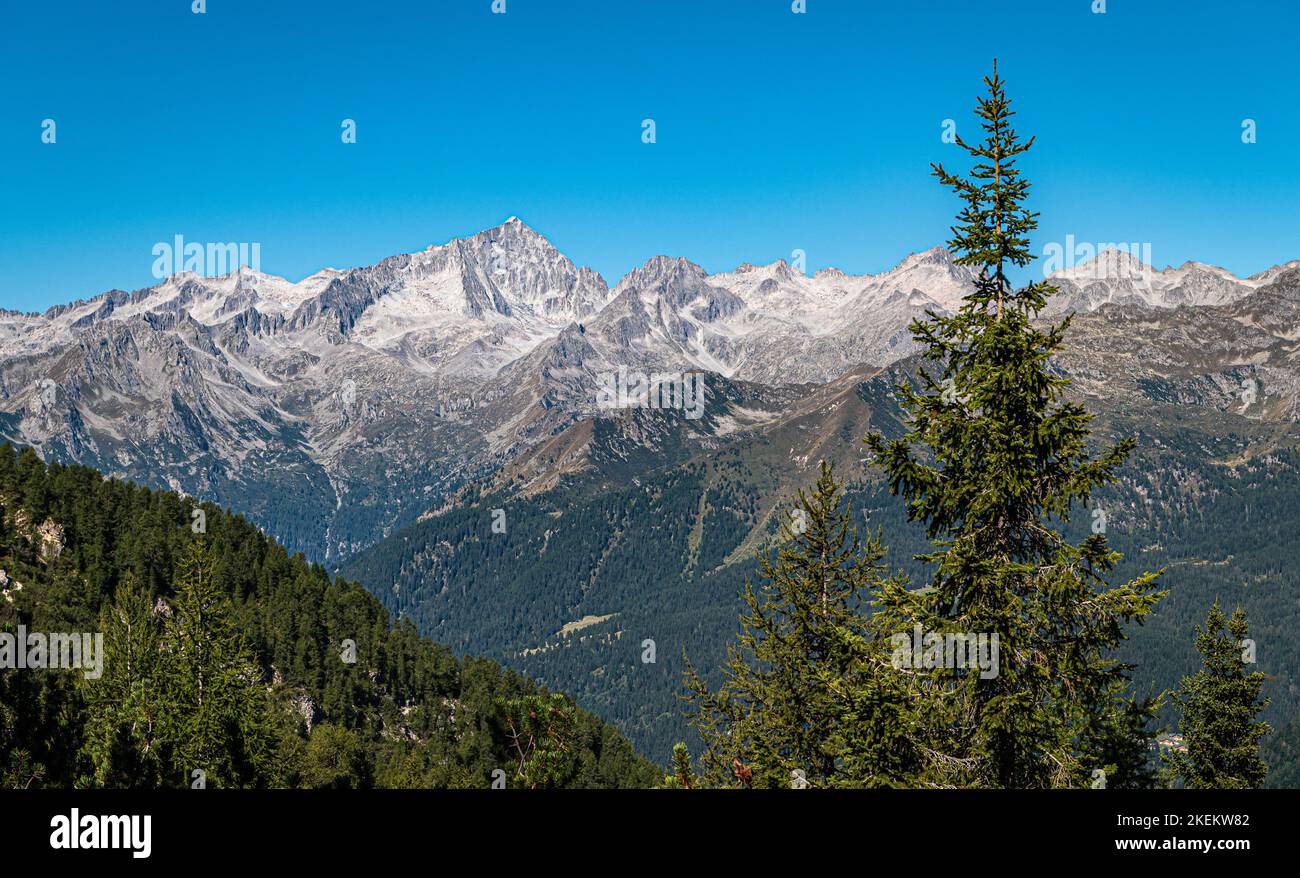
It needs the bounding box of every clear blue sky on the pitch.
[2,0,1296,313]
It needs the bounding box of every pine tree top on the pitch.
[930,59,1053,318]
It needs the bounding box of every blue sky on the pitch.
[2,0,1297,313]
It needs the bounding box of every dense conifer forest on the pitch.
[0,443,659,788]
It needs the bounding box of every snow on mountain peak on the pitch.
[1248,259,1300,286]
[12,218,1300,395]
[1050,247,1154,283]
[893,246,956,272]
[1043,247,1268,314]
[615,255,709,294]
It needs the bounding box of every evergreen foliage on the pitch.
[0,443,659,789]
[861,61,1166,788]
[1166,602,1270,789]
[680,63,1174,790]
[496,692,577,789]
[683,462,916,788]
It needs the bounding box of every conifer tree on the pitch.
[0,446,662,790]
[664,742,696,789]
[683,461,914,788]
[1167,602,1270,788]
[303,722,369,789]
[81,576,164,787]
[1,749,44,789]
[863,61,1164,788]
[496,692,577,789]
[159,540,275,787]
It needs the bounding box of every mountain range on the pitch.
[3,218,1292,562]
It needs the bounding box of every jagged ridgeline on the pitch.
[0,444,659,788]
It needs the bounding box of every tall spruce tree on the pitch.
[683,461,915,788]
[81,576,165,787]
[862,61,1165,788]
[1166,602,1270,788]
[159,540,276,787]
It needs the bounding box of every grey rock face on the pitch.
[2,220,1293,562]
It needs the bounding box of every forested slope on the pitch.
[0,443,658,788]
[340,381,1300,786]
